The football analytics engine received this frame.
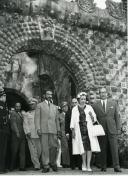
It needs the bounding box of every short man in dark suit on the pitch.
[92,87,121,172]
[10,102,26,171]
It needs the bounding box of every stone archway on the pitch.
[4,88,30,111]
[0,17,106,95]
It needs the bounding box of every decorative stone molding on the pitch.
[0,17,106,95]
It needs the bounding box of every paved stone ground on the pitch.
[5,167,128,175]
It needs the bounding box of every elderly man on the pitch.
[23,98,41,171]
[34,90,60,173]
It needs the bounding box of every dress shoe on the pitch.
[51,165,58,172]
[34,168,40,171]
[78,166,82,170]
[19,168,26,171]
[114,168,122,172]
[82,164,87,172]
[71,166,75,170]
[87,168,92,172]
[62,164,69,168]
[101,168,107,172]
[42,168,50,173]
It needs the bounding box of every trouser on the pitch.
[27,138,41,169]
[61,136,70,166]
[97,132,120,169]
[41,134,58,168]
[0,132,8,172]
[10,134,26,170]
[56,139,62,167]
[68,137,82,168]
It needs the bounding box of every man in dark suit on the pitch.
[0,87,10,174]
[92,87,121,172]
[35,90,60,173]
[10,102,26,171]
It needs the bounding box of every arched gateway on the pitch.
[0,17,106,99]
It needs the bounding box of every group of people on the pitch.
[0,87,122,174]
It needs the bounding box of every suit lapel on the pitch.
[97,100,105,113]
[43,101,50,111]
[106,99,111,113]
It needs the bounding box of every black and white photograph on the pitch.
[0,0,127,175]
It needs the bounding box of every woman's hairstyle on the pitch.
[77,92,87,99]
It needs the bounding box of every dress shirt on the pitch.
[101,99,107,112]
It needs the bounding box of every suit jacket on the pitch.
[0,101,10,135]
[92,99,121,134]
[10,111,25,138]
[34,101,60,134]
[65,110,72,135]
[59,112,65,137]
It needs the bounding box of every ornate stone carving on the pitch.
[106,0,125,20]
[78,0,95,13]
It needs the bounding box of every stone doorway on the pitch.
[4,51,77,106]
[0,18,106,103]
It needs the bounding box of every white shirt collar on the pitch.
[63,112,65,116]
[101,99,107,103]
[45,100,48,104]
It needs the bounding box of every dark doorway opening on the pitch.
[4,88,30,111]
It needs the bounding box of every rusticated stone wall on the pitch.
[0,17,106,93]
[0,17,127,162]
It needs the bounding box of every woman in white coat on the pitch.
[70,92,100,172]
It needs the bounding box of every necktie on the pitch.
[102,100,105,112]
[48,101,50,107]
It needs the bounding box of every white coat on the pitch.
[70,104,101,155]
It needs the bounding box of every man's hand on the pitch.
[26,133,31,139]
[37,129,41,136]
[72,129,75,139]
[57,131,61,139]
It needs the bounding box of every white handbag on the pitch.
[91,121,105,137]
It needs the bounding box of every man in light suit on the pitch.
[92,87,121,172]
[34,90,60,173]
[23,98,41,170]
